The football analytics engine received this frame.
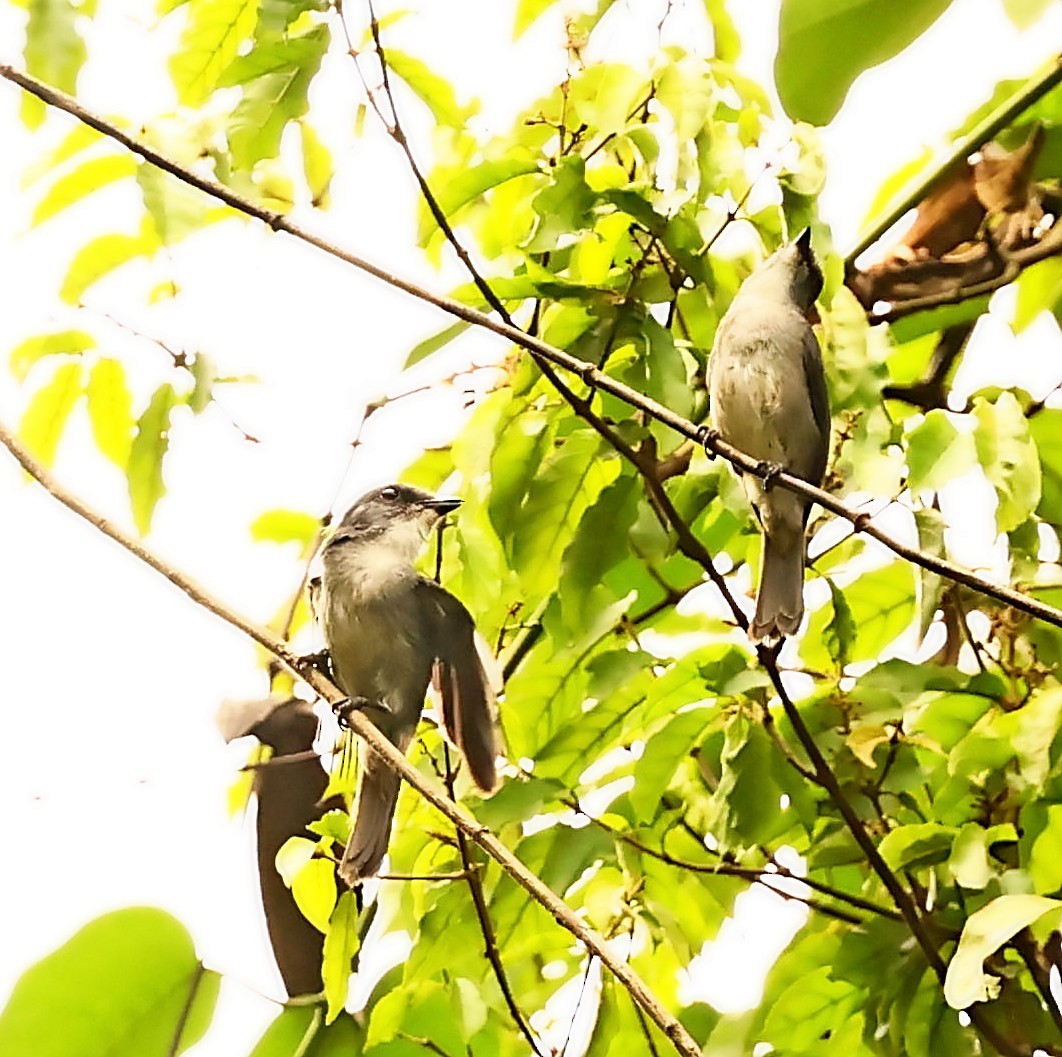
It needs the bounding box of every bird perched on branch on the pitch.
[312,484,498,884]
[708,229,831,644]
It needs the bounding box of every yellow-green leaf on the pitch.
[128,383,179,535]
[10,330,94,381]
[973,392,1041,534]
[944,894,1061,1009]
[322,891,360,1023]
[32,155,137,226]
[22,0,86,129]
[299,121,333,208]
[18,360,83,466]
[290,859,337,935]
[60,225,160,305]
[86,357,134,467]
[169,0,258,106]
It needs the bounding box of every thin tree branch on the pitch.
[0,420,702,1057]
[3,63,1060,635]
[441,743,545,1057]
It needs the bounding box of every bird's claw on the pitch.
[332,696,392,728]
[301,649,335,680]
[695,425,719,460]
[757,460,784,490]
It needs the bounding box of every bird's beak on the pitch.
[423,496,462,514]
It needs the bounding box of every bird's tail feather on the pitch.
[338,751,401,885]
[751,531,805,644]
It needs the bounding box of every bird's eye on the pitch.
[380,486,398,500]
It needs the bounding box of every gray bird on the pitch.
[312,484,498,884]
[708,229,830,644]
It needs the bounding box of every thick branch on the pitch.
[0,421,701,1057]
[2,64,1060,634]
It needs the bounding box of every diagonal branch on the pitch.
[3,63,1060,635]
[0,420,702,1057]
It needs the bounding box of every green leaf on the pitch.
[32,155,137,226]
[1027,803,1062,893]
[228,28,331,171]
[9,330,95,382]
[128,383,179,535]
[385,48,471,128]
[250,1006,364,1056]
[19,360,83,466]
[169,0,258,106]
[823,575,856,668]
[322,891,360,1022]
[905,410,976,493]
[1012,256,1062,333]
[251,508,320,547]
[0,908,219,1056]
[802,562,915,669]
[60,224,160,304]
[704,712,788,850]
[188,353,213,413]
[948,823,1002,890]
[775,0,954,125]
[417,156,540,243]
[22,0,87,128]
[510,429,621,605]
[137,163,219,244]
[630,708,714,823]
[403,321,471,370]
[225,27,331,171]
[879,822,955,871]
[972,392,1041,534]
[86,357,134,467]
[913,507,946,640]
[1030,409,1062,528]
[944,894,1061,1009]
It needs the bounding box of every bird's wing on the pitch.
[802,327,831,483]
[414,578,498,791]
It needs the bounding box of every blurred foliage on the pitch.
[3,0,1062,1055]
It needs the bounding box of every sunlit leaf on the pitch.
[972,392,1041,534]
[403,321,471,370]
[322,891,360,1023]
[86,357,134,467]
[225,26,331,171]
[299,121,333,207]
[128,382,179,535]
[9,330,95,381]
[169,0,258,106]
[32,155,137,226]
[944,894,1061,1009]
[60,224,160,304]
[22,0,86,128]
[19,360,83,466]
[250,509,320,548]
[385,48,471,128]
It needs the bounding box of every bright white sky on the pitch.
[0,0,1060,1052]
